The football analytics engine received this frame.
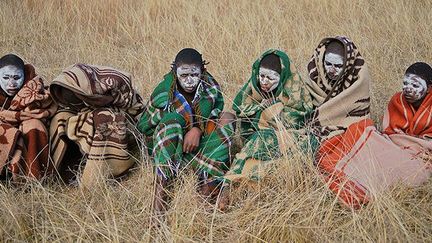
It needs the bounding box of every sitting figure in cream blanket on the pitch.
[49,63,144,188]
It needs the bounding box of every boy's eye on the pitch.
[335,64,343,68]
[2,76,8,80]
[325,61,331,66]
[181,74,188,78]
[13,76,21,80]
[260,74,265,78]
[413,84,419,88]
[191,73,199,77]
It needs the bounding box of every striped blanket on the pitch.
[306,36,371,139]
[223,49,315,183]
[383,91,432,155]
[49,64,144,187]
[307,36,430,208]
[138,71,233,181]
[0,64,56,180]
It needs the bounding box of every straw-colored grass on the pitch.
[0,0,431,242]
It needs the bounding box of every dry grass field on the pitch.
[0,0,431,242]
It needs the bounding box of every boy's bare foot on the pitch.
[152,176,170,227]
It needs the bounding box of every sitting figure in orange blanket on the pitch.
[306,37,431,209]
[383,62,432,156]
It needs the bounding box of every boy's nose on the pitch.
[404,86,412,92]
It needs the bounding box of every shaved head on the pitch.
[325,40,345,57]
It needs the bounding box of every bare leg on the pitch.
[199,178,219,198]
[153,176,170,215]
[214,112,235,210]
[200,178,212,198]
[217,184,230,211]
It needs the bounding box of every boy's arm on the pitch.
[137,102,166,137]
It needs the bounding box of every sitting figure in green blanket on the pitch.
[218,49,315,210]
[138,48,235,213]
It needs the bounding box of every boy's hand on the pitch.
[183,127,202,153]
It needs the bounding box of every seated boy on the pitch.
[307,37,431,209]
[219,49,315,210]
[138,48,235,213]
[0,54,56,181]
[383,62,432,156]
[49,63,144,188]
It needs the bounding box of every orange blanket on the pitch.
[383,91,432,138]
[317,119,431,209]
[383,91,432,155]
[0,64,57,180]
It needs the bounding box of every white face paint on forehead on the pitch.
[402,73,428,104]
[258,67,280,93]
[0,65,25,96]
[176,64,202,93]
[324,53,344,80]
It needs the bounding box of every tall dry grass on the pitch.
[0,0,431,242]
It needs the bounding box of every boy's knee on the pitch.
[160,112,186,127]
[218,112,236,127]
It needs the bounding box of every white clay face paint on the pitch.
[176,64,202,93]
[0,65,25,96]
[258,67,280,92]
[324,53,344,79]
[402,73,428,103]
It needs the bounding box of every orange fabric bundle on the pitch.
[316,119,372,209]
[383,91,432,138]
[317,118,431,209]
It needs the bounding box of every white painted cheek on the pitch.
[334,67,343,76]
[324,63,332,74]
[324,53,344,77]
[403,75,428,101]
[267,76,280,92]
[413,81,427,100]
[259,76,268,85]
[0,78,8,94]
[11,77,24,88]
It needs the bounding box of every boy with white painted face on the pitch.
[0,54,56,181]
[138,48,235,213]
[307,37,431,209]
[218,50,314,210]
[383,62,432,155]
[323,41,345,81]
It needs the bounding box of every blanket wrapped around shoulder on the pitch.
[138,70,233,180]
[307,36,430,209]
[49,63,144,186]
[305,36,371,140]
[383,91,432,154]
[223,49,315,183]
[0,64,56,180]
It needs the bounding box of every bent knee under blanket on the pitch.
[317,119,431,209]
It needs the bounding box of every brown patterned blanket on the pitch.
[0,64,56,180]
[49,63,144,187]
